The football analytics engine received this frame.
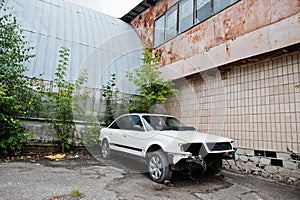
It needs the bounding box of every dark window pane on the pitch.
[213,0,238,14]
[112,116,133,130]
[154,15,165,47]
[196,0,211,23]
[165,5,178,41]
[179,0,193,33]
[110,121,120,129]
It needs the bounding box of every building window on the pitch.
[154,15,165,47]
[153,0,239,47]
[213,0,239,14]
[196,0,211,23]
[179,0,194,33]
[165,5,178,41]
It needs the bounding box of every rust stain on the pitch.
[130,0,299,67]
[192,35,201,43]
[226,42,230,59]
[257,33,263,41]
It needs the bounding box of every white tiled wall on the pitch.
[165,51,300,153]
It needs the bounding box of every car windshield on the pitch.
[142,115,196,131]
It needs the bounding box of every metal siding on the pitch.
[2,0,143,91]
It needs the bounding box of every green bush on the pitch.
[49,47,86,152]
[82,115,101,147]
[0,0,34,154]
[125,47,177,113]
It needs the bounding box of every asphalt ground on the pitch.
[0,152,300,200]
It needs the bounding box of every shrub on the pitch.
[0,0,34,154]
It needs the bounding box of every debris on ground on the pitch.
[44,154,66,160]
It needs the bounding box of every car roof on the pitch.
[120,113,175,118]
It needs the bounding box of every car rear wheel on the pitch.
[147,150,172,183]
[101,140,110,159]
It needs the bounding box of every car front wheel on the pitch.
[147,150,172,183]
[205,158,222,175]
[101,140,110,159]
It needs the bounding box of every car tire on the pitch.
[206,158,222,175]
[101,139,110,159]
[147,150,172,183]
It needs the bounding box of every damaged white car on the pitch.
[99,114,235,183]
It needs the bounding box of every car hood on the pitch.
[158,130,233,144]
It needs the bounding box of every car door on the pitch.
[106,116,128,152]
[121,115,145,157]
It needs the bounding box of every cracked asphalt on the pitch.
[0,152,299,200]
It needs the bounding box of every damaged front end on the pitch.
[166,142,235,174]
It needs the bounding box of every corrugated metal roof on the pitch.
[121,0,160,23]
[3,0,143,93]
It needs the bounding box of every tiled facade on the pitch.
[127,0,300,184]
[130,0,300,160]
[165,50,300,154]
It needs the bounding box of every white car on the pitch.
[99,114,235,183]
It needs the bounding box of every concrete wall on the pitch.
[223,148,300,185]
[131,0,300,80]
[21,118,87,144]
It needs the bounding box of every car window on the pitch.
[166,117,184,126]
[142,115,196,131]
[142,116,166,130]
[141,117,155,131]
[109,116,132,130]
[109,120,120,129]
[110,115,144,131]
[130,115,145,131]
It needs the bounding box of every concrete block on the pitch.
[277,152,291,161]
[235,154,240,161]
[248,156,259,163]
[279,168,291,176]
[245,162,257,170]
[244,149,255,156]
[291,169,300,178]
[266,166,278,174]
[260,157,271,165]
[284,161,297,170]
[230,164,241,172]
[236,148,246,155]
[240,155,249,162]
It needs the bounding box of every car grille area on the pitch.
[206,142,232,151]
[182,143,206,156]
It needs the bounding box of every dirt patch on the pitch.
[0,151,103,169]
